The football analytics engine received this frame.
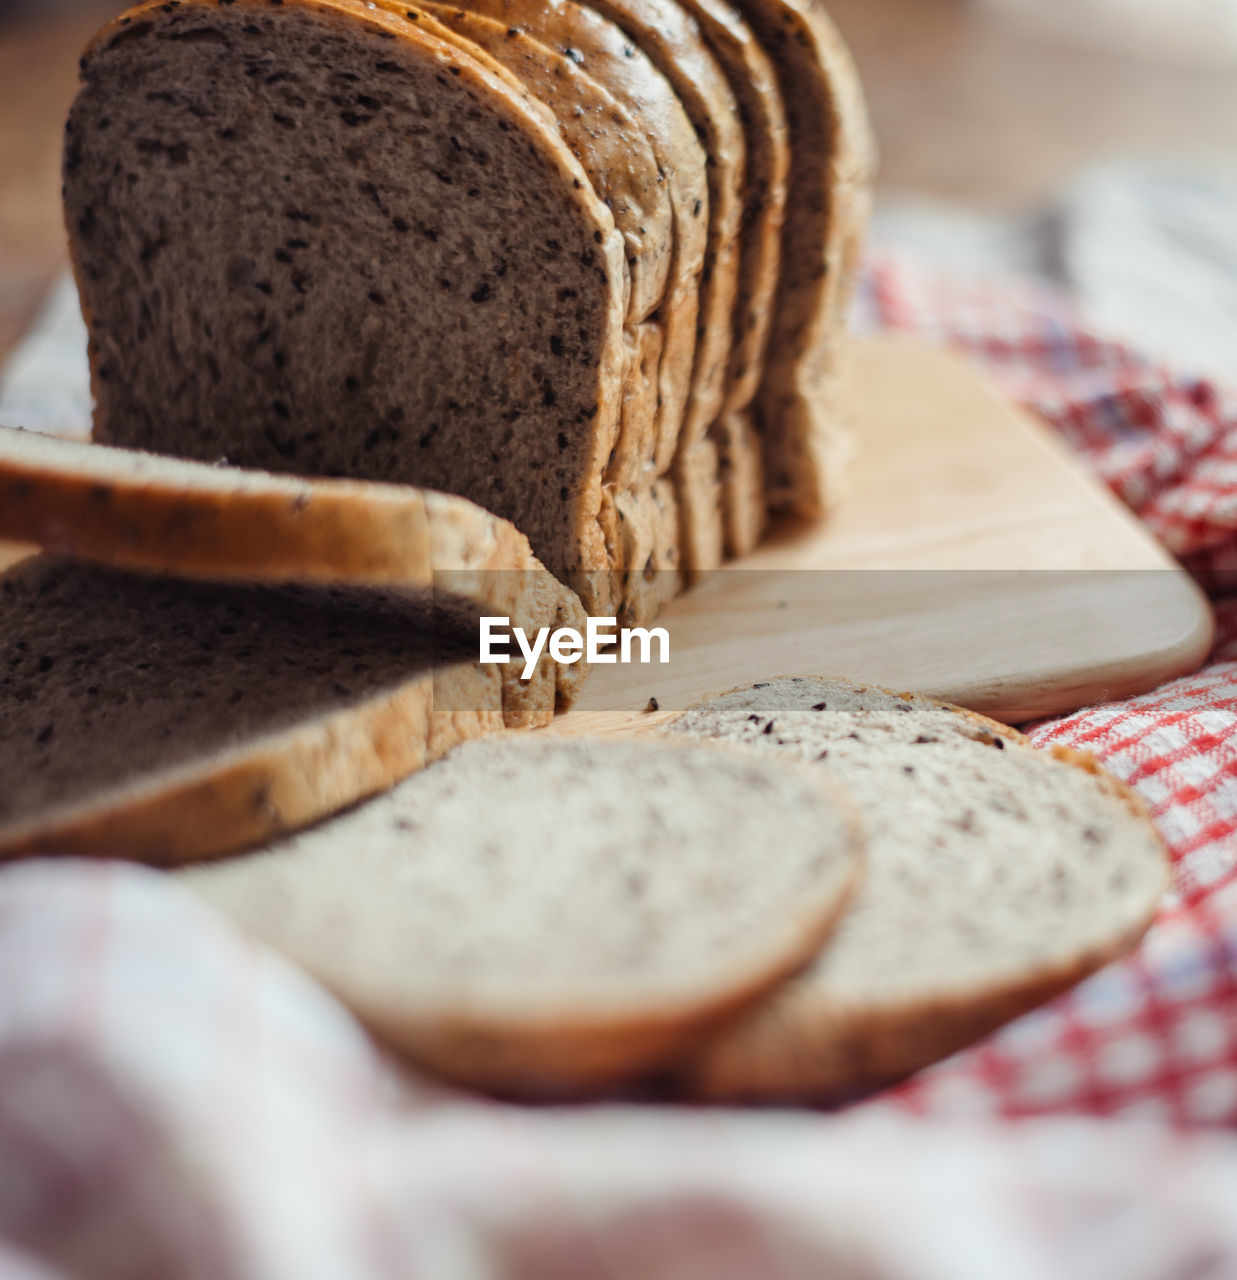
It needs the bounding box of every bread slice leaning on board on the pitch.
[664,678,1171,1101]
[0,425,587,724]
[0,426,591,864]
[179,735,863,1096]
[61,0,874,624]
[0,556,499,865]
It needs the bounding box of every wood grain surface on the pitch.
[549,336,1213,731]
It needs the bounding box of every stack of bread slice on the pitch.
[62,0,876,622]
[176,678,1170,1100]
[0,425,587,862]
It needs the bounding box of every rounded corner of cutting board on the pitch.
[555,337,1215,730]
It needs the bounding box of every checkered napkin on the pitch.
[3,252,1237,1279]
[854,251,1237,1126]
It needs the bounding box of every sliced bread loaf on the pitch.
[676,0,788,421]
[0,556,502,864]
[432,0,718,577]
[178,735,862,1096]
[666,677,1170,1100]
[399,1,684,613]
[0,425,588,724]
[65,0,627,613]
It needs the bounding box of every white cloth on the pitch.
[872,163,1237,385]
[3,860,1237,1280]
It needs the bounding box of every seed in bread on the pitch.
[0,557,503,864]
[666,677,1170,1101]
[179,735,862,1096]
[65,0,626,612]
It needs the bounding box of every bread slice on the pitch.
[730,0,876,514]
[434,0,717,578]
[65,0,628,614]
[179,735,862,1096]
[665,677,1171,1101]
[401,1,683,614]
[677,0,788,422]
[0,556,503,865]
[577,0,747,577]
[0,425,588,724]
[671,0,787,557]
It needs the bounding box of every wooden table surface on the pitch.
[2,0,1236,361]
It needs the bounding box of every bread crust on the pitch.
[0,654,503,867]
[728,0,877,515]
[0,427,588,726]
[689,899,1163,1102]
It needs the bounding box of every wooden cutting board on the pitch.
[551,335,1213,731]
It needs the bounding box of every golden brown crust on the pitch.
[0,429,588,725]
[0,436,438,588]
[0,662,504,867]
[687,889,1163,1103]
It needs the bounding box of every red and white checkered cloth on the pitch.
[851,251,1237,1130]
[3,252,1237,1279]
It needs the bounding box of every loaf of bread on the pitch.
[665,678,1170,1100]
[179,735,862,1096]
[63,0,873,620]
